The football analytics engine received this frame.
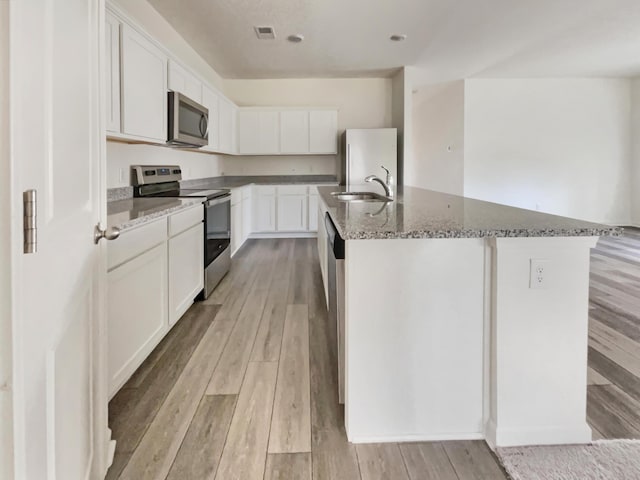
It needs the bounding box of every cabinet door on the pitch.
[242,192,252,242]
[277,194,308,232]
[280,110,309,153]
[309,110,338,153]
[220,98,235,153]
[308,194,319,232]
[168,223,204,325]
[168,60,202,103]
[202,85,219,151]
[108,242,168,396]
[238,110,259,154]
[120,24,167,142]
[254,190,277,232]
[105,12,121,133]
[231,203,243,255]
[259,111,280,153]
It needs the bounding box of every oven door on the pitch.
[204,194,231,267]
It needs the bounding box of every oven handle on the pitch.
[205,195,231,208]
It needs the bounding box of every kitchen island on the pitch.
[317,185,619,448]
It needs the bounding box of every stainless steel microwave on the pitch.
[167,91,209,148]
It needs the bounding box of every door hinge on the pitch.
[23,189,37,254]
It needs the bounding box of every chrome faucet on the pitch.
[365,165,394,198]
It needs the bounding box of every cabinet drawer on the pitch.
[278,185,308,195]
[169,204,204,237]
[108,218,167,271]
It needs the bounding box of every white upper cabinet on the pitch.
[105,12,121,133]
[238,108,337,155]
[168,60,202,104]
[120,24,167,142]
[280,110,310,153]
[238,110,279,154]
[309,110,338,153]
[201,85,219,152]
[219,97,237,154]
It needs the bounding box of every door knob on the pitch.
[94,224,120,244]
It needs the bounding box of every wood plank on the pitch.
[206,282,271,394]
[250,240,294,362]
[587,367,611,386]
[118,305,237,480]
[264,453,312,480]
[590,318,640,362]
[588,334,640,379]
[587,385,640,439]
[442,441,508,480]
[268,305,311,453]
[312,428,362,480]
[165,395,236,480]
[356,443,410,480]
[400,443,459,480]
[588,347,640,404]
[214,362,278,480]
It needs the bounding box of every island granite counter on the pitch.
[316,185,618,449]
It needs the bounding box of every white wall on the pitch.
[391,67,414,185]
[631,79,640,225]
[408,81,465,195]
[106,142,223,188]
[109,0,223,90]
[223,78,392,175]
[464,78,632,224]
[0,1,13,478]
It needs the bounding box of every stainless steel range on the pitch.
[131,165,230,299]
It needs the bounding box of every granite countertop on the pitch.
[181,174,338,189]
[318,185,621,240]
[107,197,203,232]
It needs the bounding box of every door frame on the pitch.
[3,0,112,477]
[0,1,14,479]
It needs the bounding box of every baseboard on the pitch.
[347,432,484,444]
[486,421,592,448]
[249,232,317,239]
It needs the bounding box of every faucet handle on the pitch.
[381,165,390,175]
[380,165,393,186]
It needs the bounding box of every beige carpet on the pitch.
[497,440,640,480]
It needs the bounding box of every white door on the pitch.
[9,1,107,479]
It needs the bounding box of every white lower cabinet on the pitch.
[308,193,319,232]
[254,186,277,233]
[107,204,204,398]
[277,194,308,231]
[231,203,242,255]
[242,188,252,243]
[168,222,204,325]
[108,241,167,397]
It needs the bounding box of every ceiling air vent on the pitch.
[254,26,276,40]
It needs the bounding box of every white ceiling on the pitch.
[147,0,640,84]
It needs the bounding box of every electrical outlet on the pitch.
[529,258,549,289]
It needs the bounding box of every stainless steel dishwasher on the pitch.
[325,213,346,404]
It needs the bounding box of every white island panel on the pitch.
[344,238,486,442]
[487,236,598,447]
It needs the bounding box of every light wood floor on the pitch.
[107,231,640,480]
[587,227,640,439]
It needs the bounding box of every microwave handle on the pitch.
[199,114,208,138]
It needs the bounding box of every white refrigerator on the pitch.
[339,128,397,189]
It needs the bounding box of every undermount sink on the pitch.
[330,191,393,202]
